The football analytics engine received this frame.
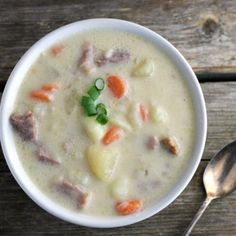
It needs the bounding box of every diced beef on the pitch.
[96,49,130,66]
[146,136,159,150]
[56,179,89,208]
[10,111,36,141]
[37,142,60,165]
[161,137,179,155]
[79,42,96,74]
[107,49,130,63]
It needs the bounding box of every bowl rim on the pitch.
[0,18,207,228]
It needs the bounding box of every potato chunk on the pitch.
[132,59,154,78]
[111,177,130,199]
[83,118,106,142]
[86,145,119,182]
[150,105,168,124]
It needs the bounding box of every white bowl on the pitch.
[0,19,207,228]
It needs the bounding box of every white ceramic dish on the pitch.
[0,19,207,228]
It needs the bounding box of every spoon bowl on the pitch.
[204,140,236,199]
[184,140,236,235]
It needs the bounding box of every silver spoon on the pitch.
[183,140,236,236]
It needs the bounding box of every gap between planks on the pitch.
[0,74,236,92]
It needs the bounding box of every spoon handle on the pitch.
[183,197,213,236]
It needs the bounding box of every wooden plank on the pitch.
[0,0,235,82]
[1,156,236,235]
[202,82,236,160]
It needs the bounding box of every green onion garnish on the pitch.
[85,103,97,116]
[95,78,105,91]
[81,96,97,116]
[96,113,108,125]
[81,96,94,106]
[96,103,107,115]
[87,86,100,100]
[81,78,108,123]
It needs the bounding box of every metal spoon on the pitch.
[183,140,236,236]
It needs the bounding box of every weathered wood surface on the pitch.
[1,81,236,235]
[1,0,236,235]
[0,0,236,83]
[202,82,236,160]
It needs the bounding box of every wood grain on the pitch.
[202,82,236,160]
[1,0,236,235]
[0,0,235,82]
[1,81,236,235]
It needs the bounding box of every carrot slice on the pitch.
[51,44,65,56]
[115,199,143,215]
[42,83,62,92]
[139,103,149,122]
[102,127,123,145]
[30,90,53,102]
[107,75,128,99]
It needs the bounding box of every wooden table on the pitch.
[1,1,236,235]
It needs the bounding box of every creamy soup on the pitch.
[10,30,196,216]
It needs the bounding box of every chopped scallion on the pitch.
[81,96,94,106]
[96,103,107,115]
[87,86,100,100]
[95,78,105,91]
[81,78,108,123]
[85,103,97,116]
[96,113,108,125]
[81,96,97,116]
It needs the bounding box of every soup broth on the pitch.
[10,30,196,216]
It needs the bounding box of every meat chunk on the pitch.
[37,142,60,165]
[161,137,179,155]
[146,136,159,150]
[10,111,36,141]
[79,42,96,74]
[56,179,89,208]
[96,49,130,66]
